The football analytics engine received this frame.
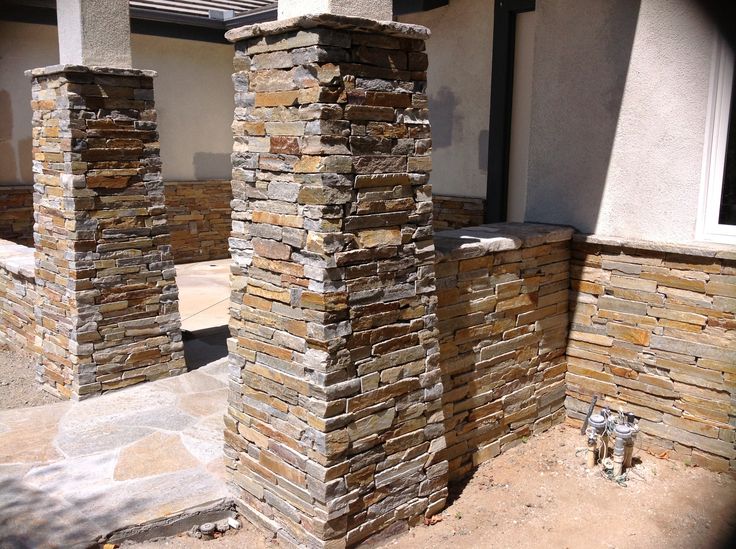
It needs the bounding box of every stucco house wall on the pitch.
[398,0,493,199]
[525,0,716,244]
[0,20,234,185]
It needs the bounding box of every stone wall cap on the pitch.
[574,233,736,260]
[0,240,35,279]
[25,65,157,78]
[0,184,33,191]
[226,13,430,43]
[435,223,574,261]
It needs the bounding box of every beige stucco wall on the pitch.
[0,20,233,185]
[0,21,56,185]
[525,0,715,242]
[57,0,132,68]
[398,0,492,198]
[278,0,393,20]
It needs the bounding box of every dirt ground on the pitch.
[0,345,58,410]
[130,424,736,549]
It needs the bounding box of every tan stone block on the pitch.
[497,292,537,313]
[691,450,731,472]
[705,280,736,297]
[606,322,651,346]
[252,237,291,260]
[641,270,706,292]
[357,228,401,248]
[610,274,657,292]
[697,357,736,375]
[647,306,707,326]
[255,90,300,107]
[571,279,604,295]
[355,173,411,189]
[567,362,614,383]
[569,330,613,347]
[565,372,617,396]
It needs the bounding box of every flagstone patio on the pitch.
[0,359,233,548]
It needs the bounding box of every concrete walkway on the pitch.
[0,360,232,548]
[176,260,231,333]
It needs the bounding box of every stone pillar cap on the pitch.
[24,64,157,78]
[225,12,430,43]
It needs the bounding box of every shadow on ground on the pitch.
[183,326,229,371]
[0,475,152,548]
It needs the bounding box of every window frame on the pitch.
[697,37,736,242]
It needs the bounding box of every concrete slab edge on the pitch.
[103,497,236,544]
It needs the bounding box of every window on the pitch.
[699,38,736,241]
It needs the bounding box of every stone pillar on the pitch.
[223,14,446,548]
[28,65,184,399]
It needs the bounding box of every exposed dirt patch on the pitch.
[0,345,58,410]
[387,424,736,549]
[134,424,736,549]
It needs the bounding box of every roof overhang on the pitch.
[1,0,278,43]
[1,0,448,43]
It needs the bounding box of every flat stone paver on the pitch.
[176,260,231,332]
[0,360,231,548]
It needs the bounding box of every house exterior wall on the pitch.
[0,20,233,185]
[525,0,715,243]
[398,0,492,198]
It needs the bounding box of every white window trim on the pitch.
[697,37,736,242]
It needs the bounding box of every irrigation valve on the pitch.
[583,407,639,480]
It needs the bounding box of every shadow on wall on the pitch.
[524,0,641,233]
[478,129,488,172]
[17,137,32,183]
[0,90,17,183]
[193,152,231,180]
[429,86,461,149]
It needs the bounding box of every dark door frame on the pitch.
[485,0,536,223]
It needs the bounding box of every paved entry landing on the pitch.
[176,260,231,333]
[0,360,231,548]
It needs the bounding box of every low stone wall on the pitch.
[0,186,34,246]
[164,181,233,264]
[566,235,736,473]
[0,240,38,355]
[432,195,485,231]
[434,223,573,481]
[0,185,483,261]
[0,182,233,264]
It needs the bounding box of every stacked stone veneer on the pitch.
[1,185,483,257]
[566,235,736,473]
[28,65,184,399]
[0,186,35,245]
[434,224,572,480]
[432,195,484,231]
[164,180,233,263]
[0,240,39,354]
[223,15,448,547]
